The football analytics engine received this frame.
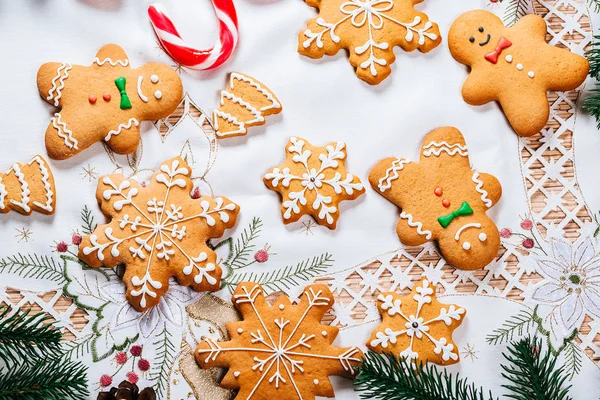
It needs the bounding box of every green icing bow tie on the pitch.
[437,202,473,228]
[114,77,132,110]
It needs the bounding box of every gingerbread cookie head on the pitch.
[448,10,505,66]
[37,44,183,160]
[78,156,240,311]
[369,127,502,270]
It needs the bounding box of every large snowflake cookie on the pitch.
[195,282,363,399]
[448,10,589,137]
[213,72,282,139]
[37,44,183,160]
[369,127,502,270]
[78,156,240,311]
[298,0,441,85]
[0,155,56,216]
[264,137,365,229]
[368,279,466,365]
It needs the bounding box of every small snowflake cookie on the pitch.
[195,282,363,399]
[369,127,502,270]
[368,279,466,365]
[264,137,365,229]
[298,0,441,84]
[78,156,240,311]
[213,72,283,139]
[0,155,56,215]
[448,10,589,137]
[37,44,183,160]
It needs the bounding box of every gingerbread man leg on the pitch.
[500,89,549,137]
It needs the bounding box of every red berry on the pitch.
[100,374,112,387]
[137,358,150,371]
[522,238,534,249]
[520,219,533,230]
[115,351,127,365]
[500,228,512,239]
[103,93,111,102]
[56,241,68,253]
[191,187,201,199]
[72,234,82,245]
[126,371,139,384]
[130,345,143,357]
[88,95,97,104]
[254,249,269,263]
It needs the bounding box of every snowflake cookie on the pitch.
[298,0,441,85]
[368,279,466,365]
[369,127,502,270]
[264,137,365,229]
[37,44,183,159]
[448,10,589,137]
[78,156,240,311]
[195,282,363,399]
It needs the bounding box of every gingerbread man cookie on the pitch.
[299,0,441,85]
[368,279,466,365]
[264,137,365,229]
[448,10,589,137]
[369,127,502,270]
[195,282,363,399]
[78,156,240,311]
[37,44,183,160]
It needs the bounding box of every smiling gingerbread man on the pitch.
[369,127,502,271]
[448,10,589,137]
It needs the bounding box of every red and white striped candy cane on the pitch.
[148,1,239,70]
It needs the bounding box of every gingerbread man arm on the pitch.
[103,120,142,155]
[544,46,589,91]
[472,172,502,208]
[396,214,431,246]
[45,109,91,160]
[93,44,129,67]
[462,71,497,106]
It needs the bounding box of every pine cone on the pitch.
[97,381,156,400]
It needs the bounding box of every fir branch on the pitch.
[354,351,495,400]
[486,306,537,346]
[503,0,530,27]
[501,336,572,400]
[583,88,600,129]
[0,306,63,366]
[228,217,263,269]
[588,0,600,14]
[561,342,582,381]
[80,205,97,235]
[223,253,333,293]
[61,334,93,360]
[0,253,65,284]
[150,323,177,398]
[0,358,88,400]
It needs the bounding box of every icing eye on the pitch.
[478,27,484,32]
[469,37,475,43]
[154,90,162,99]
[479,233,487,242]
[462,242,471,251]
[150,74,159,83]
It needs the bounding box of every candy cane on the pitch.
[148,1,239,70]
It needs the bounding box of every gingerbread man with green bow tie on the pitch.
[448,10,589,137]
[37,44,183,160]
[369,127,502,271]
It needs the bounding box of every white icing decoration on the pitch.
[479,232,487,242]
[321,330,327,336]
[8,164,31,213]
[279,304,285,310]
[150,74,159,83]
[0,176,5,210]
[399,212,432,239]
[516,63,523,71]
[213,109,247,138]
[46,63,72,107]
[105,118,140,141]
[462,242,471,250]
[505,55,513,63]
[528,71,535,78]
[94,57,129,67]
[28,156,54,212]
[378,158,410,192]
[234,371,241,378]
[422,141,468,157]
[454,223,482,241]
[220,91,264,125]
[137,76,148,103]
[229,73,281,112]
[154,90,162,99]
[51,113,79,150]
[471,172,492,208]
[313,379,319,385]
[237,328,244,334]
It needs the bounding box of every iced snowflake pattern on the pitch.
[195,283,363,399]
[79,157,240,311]
[264,137,365,229]
[299,0,441,84]
[368,279,466,365]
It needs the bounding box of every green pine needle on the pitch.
[0,254,65,284]
[501,336,572,400]
[228,217,263,269]
[503,0,530,27]
[354,351,495,400]
[80,205,97,235]
[562,342,582,381]
[150,323,177,398]
[486,306,537,346]
[0,305,63,366]
[584,88,600,129]
[0,358,88,400]
[588,0,600,13]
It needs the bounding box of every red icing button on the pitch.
[103,93,111,102]
[442,199,451,208]
[88,95,97,104]
[434,188,443,197]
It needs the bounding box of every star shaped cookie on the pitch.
[78,156,240,311]
[37,44,183,159]
[448,10,589,137]
[299,0,441,84]
[368,279,466,365]
[264,137,365,229]
[195,282,363,399]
